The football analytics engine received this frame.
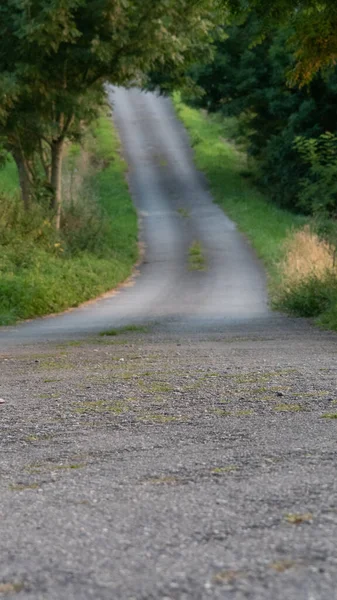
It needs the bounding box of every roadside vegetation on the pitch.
[0,0,223,325]
[174,7,337,329]
[174,97,337,328]
[0,114,138,324]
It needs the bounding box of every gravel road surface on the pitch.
[1,89,337,600]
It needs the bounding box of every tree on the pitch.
[224,0,337,84]
[0,0,223,227]
[185,12,337,214]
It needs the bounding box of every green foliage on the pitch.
[174,95,337,329]
[0,114,138,325]
[173,95,305,285]
[0,0,223,217]
[188,241,206,271]
[274,274,337,319]
[0,155,19,196]
[295,134,337,217]
[185,15,337,216]
[224,0,337,84]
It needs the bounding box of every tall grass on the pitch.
[275,227,337,326]
[0,113,138,325]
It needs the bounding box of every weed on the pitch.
[137,414,182,423]
[25,434,52,442]
[53,463,85,470]
[213,570,243,584]
[321,413,337,419]
[9,483,39,492]
[270,560,297,573]
[188,241,206,271]
[100,324,149,336]
[74,400,127,415]
[274,404,303,412]
[177,207,190,218]
[149,383,174,393]
[26,461,85,472]
[211,466,237,474]
[231,369,297,384]
[213,409,232,417]
[254,386,290,394]
[299,391,329,398]
[0,582,24,594]
[285,513,313,524]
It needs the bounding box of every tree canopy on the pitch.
[0,0,223,225]
[185,11,337,218]
[224,0,337,84]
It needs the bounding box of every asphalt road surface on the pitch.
[1,89,337,600]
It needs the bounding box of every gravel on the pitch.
[1,319,337,599]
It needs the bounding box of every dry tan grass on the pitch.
[280,226,336,286]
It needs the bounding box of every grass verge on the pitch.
[173,94,305,285]
[173,95,337,329]
[0,113,138,325]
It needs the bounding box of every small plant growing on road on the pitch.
[100,324,149,336]
[177,207,190,218]
[188,241,206,271]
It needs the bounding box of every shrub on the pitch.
[275,226,337,318]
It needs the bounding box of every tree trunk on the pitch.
[51,139,64,230]
[12,151,31,210]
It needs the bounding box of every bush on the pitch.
[275,226,337,320]
[184,14,337,216]
[295,133,337,216]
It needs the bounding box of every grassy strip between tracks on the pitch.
[173,94,337,329]
[0,113,138,325]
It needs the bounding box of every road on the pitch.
[0,87,268,345]
[0,89,337,600]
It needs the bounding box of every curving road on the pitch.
[0,87,269,345]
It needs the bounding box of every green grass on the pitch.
[188,240,206,271]
[321,413,337,419]
[173,95,305,289]
[0,113,138,325]
[0,157,19,196]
